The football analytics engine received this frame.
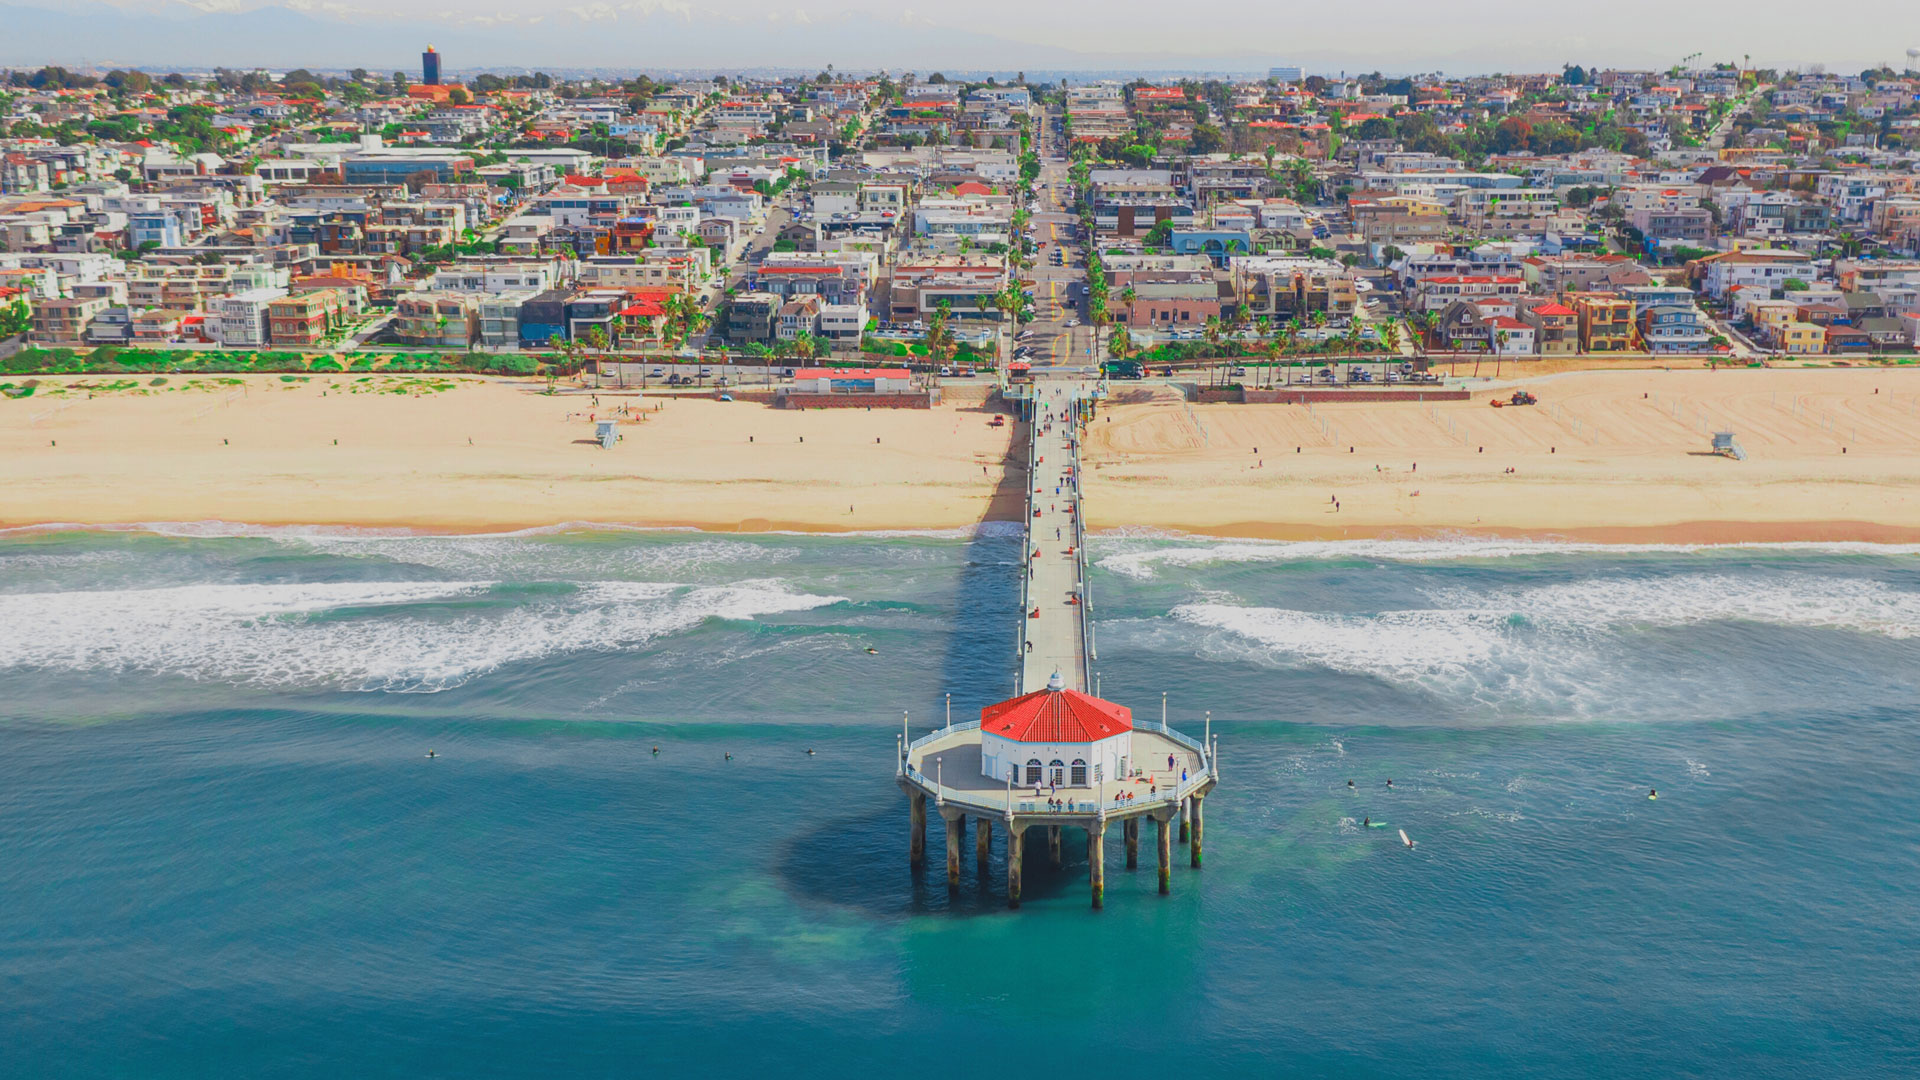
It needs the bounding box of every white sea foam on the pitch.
[1172,603,1554,701]
[280,534,790,580]
[1098,537,1920,580]
[0,578,845,692]
[1172,572,1920,704]
[1441,573,1920,639]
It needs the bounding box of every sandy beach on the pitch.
[1,375,1020,533]
[6,368,1920,541]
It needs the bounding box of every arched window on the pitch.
[1070,759,1087,786]
[1049,759,1066,786]
[1025,758,1043,785]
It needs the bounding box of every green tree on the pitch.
[1189,124,1226,155]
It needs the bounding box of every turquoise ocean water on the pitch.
[3,525,1918,1077]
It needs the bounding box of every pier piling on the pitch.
[1089,821,1106,909]
[1191,796,1204,869]
[1124,817,1139,869]
[1156,815,1171,895]
[946,815,963,894]
[909,791,926,867]
[1179,797,1190,845]
[1047,824,1063,869]
[1007,824,1025,909]
[976,817,991,867]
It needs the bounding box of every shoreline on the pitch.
[7,516,1920,549]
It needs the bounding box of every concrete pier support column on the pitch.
[946,815,963,895]
[1190,795,1205,869]
[1155,815,1171,895]
[1088,821,1107,910]
[1178,797,1190,844]
[909,791,926,867]
[1124,817,1139,869]
[975,817,992,867]
[1047,824,1063,868]
[1007,824,1025,909]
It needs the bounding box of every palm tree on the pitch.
[1283,316,1304,382]
[1260,317,1286,387]
[1202,314,1227,385]
[584,324,611,387]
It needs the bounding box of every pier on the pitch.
[897,374,1220,909]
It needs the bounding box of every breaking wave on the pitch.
[1168,573,1920,708]
[0,578,845,692]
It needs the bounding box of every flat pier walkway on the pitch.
[1019,379,1094,694]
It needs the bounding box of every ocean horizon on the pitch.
[4,525,1917,1077]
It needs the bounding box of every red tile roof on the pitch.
[981,685,1132,743]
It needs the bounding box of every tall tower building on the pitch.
[421,46,442,86]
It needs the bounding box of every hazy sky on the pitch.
[38,0,1920,71]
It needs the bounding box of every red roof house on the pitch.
[982,682,1133,742]
[978,672,1136,787]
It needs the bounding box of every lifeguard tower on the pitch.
[594,419,619,450]
[1711,431,1746,460]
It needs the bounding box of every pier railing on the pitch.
[907,719,981,755]
[904,766,1211,819]
[1069,409,1095,685]
[1013,409,1038,692]
[904,739,1213,819]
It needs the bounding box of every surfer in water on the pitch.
[426,750,436,759]
[1648,788,1658,800]
[865,646,879,655]
[652,746,660,757]
[806,748,817,756]
[1386,779,1394,789]
[1348,780,1355,788]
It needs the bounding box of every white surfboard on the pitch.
[1399,829,1414,849]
